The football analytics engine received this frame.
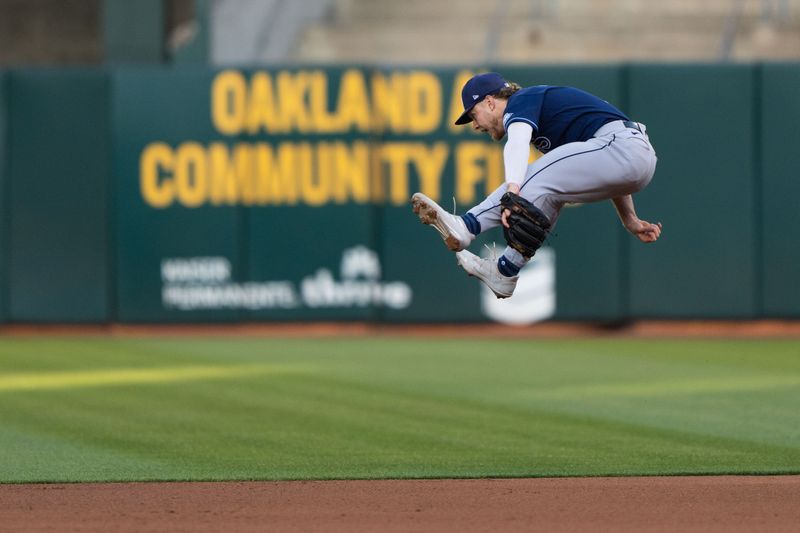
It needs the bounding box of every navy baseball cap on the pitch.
[454,72,510,125]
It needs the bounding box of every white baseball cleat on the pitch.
[411,192,474,251]
[456,249,518,299]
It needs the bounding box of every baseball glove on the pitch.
[500,192,551,258]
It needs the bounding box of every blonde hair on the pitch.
[494,82,522,99]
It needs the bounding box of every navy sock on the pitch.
[497,255,521,277]
[461,213,481,236]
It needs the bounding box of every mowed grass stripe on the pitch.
[0,337,798,482]
[0,364,308,391]
[523,374,800,398]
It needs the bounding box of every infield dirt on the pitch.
[3,476,799,532]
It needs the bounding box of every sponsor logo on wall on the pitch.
[480,247,555,325]
[160,246,412,311]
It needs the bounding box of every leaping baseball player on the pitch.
[412,72,661,298]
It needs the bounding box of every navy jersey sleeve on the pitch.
[502,87,547,134]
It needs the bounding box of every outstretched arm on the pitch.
[501,122,533,227]
[612,195,662,243]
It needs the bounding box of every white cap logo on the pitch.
[472,94,479,100]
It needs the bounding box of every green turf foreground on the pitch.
[0,336,798,482]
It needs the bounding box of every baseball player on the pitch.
[412,72,661,298]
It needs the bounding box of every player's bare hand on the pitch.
[501,209,511,228]
[501,183,522,228]
[625,218,662,243]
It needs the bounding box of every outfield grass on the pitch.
[0,336,798,482]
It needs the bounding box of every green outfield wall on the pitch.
[0,72,7,323]
[627,65,758,318]
[4,70,111,322]
[0,64,797,323]
[761,64,800,316]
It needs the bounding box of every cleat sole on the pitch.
[411,193,467,252]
